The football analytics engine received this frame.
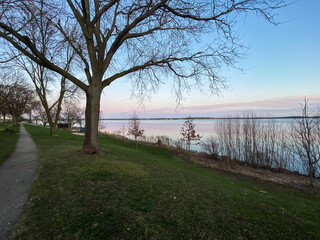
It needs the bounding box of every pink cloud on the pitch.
[101,95,320,118]
[182,95,320,117]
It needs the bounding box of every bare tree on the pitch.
[61,100,85,129]
[180,117,202,160]
[6,1,80,136]
[202,136,220,158]
[17,57,78,135]
[0,79,35,124]
[0,76,10,121]
[289,98,320,186]
[25,99,40,123]
[214,115,294,171]
[116,124,127,142]
[32,101,47,125]
[128,112,144,150]
[0,0,286,154]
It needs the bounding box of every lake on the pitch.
[99,118,293,141]
[100,119,218,140]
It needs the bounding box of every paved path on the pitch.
[0,124,38,240]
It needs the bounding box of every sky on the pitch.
[100,0,320,118]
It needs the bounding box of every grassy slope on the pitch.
[13,124,320,240]
[0,122,19,165]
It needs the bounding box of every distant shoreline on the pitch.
[96,116,320,121]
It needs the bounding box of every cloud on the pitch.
[101,94,320,118]
[182,95,320,117]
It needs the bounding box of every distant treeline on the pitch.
[97,116,320,121]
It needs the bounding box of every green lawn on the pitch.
[13,124,320,239]
[0,121,19,165]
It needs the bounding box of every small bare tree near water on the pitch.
[203,136,220,158]
[128,112,144,150]
[118,125,127,142]
[289,98,320,186]
[180,117,202,160]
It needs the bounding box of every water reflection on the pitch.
[99,119,293,140]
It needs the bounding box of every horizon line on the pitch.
[96,115,318,121]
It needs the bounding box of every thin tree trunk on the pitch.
[81,84,103,155]
[135,136,137,150]
[48,81,64,137]
[309,161,314,186]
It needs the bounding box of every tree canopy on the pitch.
[0,0,286,154]
[0,79,36,124]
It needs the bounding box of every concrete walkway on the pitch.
[0,124,38,240]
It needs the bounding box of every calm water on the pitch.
[100,119,216,140]
[99,118,293,141]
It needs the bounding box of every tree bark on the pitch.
[81,83,103,155]
[135,136,137,150]
[309,161,314,187]
[50,123,57,136]
[12,114,17,125]
[46,113,57,136]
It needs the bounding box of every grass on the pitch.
[0,121,20,165]
[13,124,320,239]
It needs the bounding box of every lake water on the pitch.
[100,119,217,140]
[99,118,293,141]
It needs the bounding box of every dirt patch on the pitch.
[190,152,320,194]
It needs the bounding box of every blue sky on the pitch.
[100,0,320,118]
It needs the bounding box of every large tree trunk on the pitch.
[47,115,57,136]
[81,83,103,155]
[12,114,17,125]
[50,123,57,136]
